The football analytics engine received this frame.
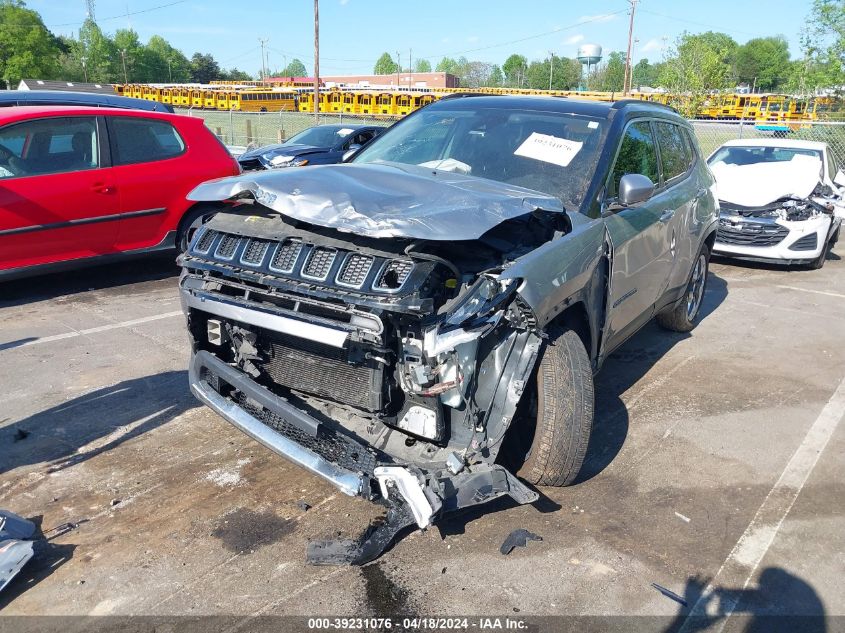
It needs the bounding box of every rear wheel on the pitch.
[657,244,710,333]
[508,327,595,487]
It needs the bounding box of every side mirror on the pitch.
[342,145,361,162]
[618,173,656,207]
[834,168,845,188]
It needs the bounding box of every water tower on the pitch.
[577,44,602,91]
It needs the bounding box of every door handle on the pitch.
[659,210,675,223]
[91,183,115,194]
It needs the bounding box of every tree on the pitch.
[281,58,307,77]
[373,52,398,75]
[632,58,661,88]
[146,35,191,82]
[735,36,790,90]
[658,31,738,115]
[487,65,504,86]
[435,56,459,75]
[502,54,528,87]
[797,0,845,91]
[190,52,220,83]
[77,18,118,82]
[525,55,581,90]
[414,58,432,73]
[591,51,625,91]
[0,0,62,88]
[221,68,252,81]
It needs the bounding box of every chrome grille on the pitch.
[374,259,413,290]
[194,229,216,254]
[240,239,271,266]
[716,220,789,247]
[336,253,374,288]
[302,247,337,280]
[269,239,302,273]
[215,234,240,259]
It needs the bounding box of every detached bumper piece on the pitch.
[0,510,37,594]
[189,351,538,565]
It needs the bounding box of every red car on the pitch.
[0,106,239,279]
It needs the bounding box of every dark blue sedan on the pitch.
[237,124,383,170]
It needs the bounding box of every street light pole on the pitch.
[259,38,268,83]
[313,0,320,123]
[81,56,88,82]
[396,51,400,87]
[120,49,128,83]
[549,52,554,90]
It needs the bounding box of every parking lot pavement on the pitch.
[1,252,843,624]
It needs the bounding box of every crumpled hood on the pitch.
[711,154,823,207]
[187,162,563,241]
[238,143,324,161]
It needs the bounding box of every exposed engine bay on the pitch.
[178,173,580,563]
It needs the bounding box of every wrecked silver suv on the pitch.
[179,95,718,563]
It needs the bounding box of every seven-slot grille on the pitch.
[336,253,374,288]
[375,259,413,290]
[716,220,789,247]
[270,239,303,273]
[241,239,271,266]
[215,234,241,259]
[191,231,416,294]
[302,247,337,280]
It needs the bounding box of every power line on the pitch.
[47,0,186,28]
[637,8,757,38]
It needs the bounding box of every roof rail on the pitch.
[438,92,499,100]
[611,98,679,114]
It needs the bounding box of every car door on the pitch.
[106,115,189,250]
[601,119,676,352]
[652,120,699,300]
[0,115,119,272]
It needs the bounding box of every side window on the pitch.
[654,121,690,183]
[827,149,838,181]
[0,116,99,180]
[110,117,185,166]
[608,120,659,197]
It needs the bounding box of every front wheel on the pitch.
[657,244,710,333]
[510,328,595,487]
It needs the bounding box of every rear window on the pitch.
[109,117,185,166]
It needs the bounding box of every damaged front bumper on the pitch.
[189,350,538,564]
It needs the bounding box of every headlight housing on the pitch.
[442,276,520,331]
[267,154,295,166]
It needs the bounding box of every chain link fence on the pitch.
[691,119,845,166]
[177,108,845,168]
[175,108,400,150]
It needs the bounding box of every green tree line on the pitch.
[0,0,253,88]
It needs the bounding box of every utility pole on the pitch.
[313,0,319,123]
[549,52,554,90]
[258,38,268,83]
[396,51,400,87]
[167,58,172,82]
[622,0,638,95]
[120,49,128,83]
[81,56,88,82]
[409,48,412,88]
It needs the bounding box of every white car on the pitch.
[707,139,843,269]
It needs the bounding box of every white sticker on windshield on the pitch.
[514,132,583,167]
[337,128,355,137]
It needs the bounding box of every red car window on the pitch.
[109,117,185,166]
[0,116,99,179]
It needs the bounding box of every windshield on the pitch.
[283,126,355,147]
[352,105,606,210]
[708,145,823,167]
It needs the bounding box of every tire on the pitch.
[176,205,219,252]
[513,328,595,487]
[806,237,830,270]
[657,244,710,333]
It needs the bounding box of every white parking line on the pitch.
[776,285,845,299]
[679,373,845,632]
[10,311,183,348]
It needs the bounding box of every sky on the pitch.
[29,0,811,77]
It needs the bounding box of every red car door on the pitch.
[0,115,119,271]
[106,115,195,251]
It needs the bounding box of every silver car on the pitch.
[179,95,718,563]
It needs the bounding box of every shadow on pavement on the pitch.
[2,370,197,475]
[661,567,827,633]
[0,254,179,309]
